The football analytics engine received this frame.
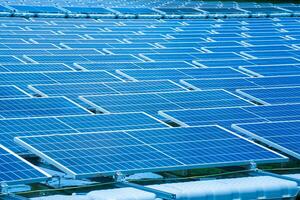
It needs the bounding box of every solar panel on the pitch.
[243,7,287,14]
[0,117,78,152]
[44,71,122,84]
[11,5,63,13]
[75,61,195,71]
[0,145,50,185]
[58,112,168,133]
[237,87,300,105]
[112,8,159,15]
[160,104,300,127]
[201,8,245,14]
[240,65,300,77]
[117,68,248,81]
[15,126,286,178]
[26,55,142,64]
[0,97,90,119]
[0,86,30,99]
[181,76,300,91]
[194,59,253,68]
[0,5,11,12]
[29,80,186,98]
[80,90,252,116]
[0,72,56,87]
[104,80,187,93]
[141,52,243,62]
[63,7,113,14]
[180,78,260,91]
[246,58,300,66]
[0,112,166,152]
[232,121,300,160]
[157,8,204,15]
[0,56,23,64]
[0,63,74,73]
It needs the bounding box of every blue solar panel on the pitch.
[58,112,168,133]
[0,117,77,153]
[0,112,166,152]
[237,87,300,105]
[81,90,252,116]
[180,78,260,91]
[232,121,300,160]
[0,63,74,73]
[75,61,195,71]
[242,50,295,59]
[0,5,11,12]
[0,97,90,119]
[26,54,141,64]
[0,72,56,87]
[158,8,204,15]
[181,75,300,91]
[63,7,113,14]
[0,86,30,99]
[44,71,122,84]
[246,58,300,66]
[29,80,185,98]
[113,8,159,14]
[160,104,300,127]
[0,145,50,185]
[194,59,253,68]
[141,53,243,62]
[11,5,63,13]
[117,68,248,81]
[240,65,300,77]
[15,126,286,178]
[0,56,23,64]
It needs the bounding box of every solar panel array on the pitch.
[0,145,50,185]
[15,126,287,178]
[1,1,300,19]
[1,1,300,186]
[232,121,300,160]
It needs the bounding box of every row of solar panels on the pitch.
[0,0,275,8]
[1,16,300,187]
[0,5,300,18]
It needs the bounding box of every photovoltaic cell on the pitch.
[237,87,300,105]
[117,68,248,81]
[0,97,90,119]
[240,65,300,77]
[81,90,252,116]
[11,5,63,13]
[0,56,23,64]
[44,71,122,84]
[180,78,260,91]
[0,145,50,185]
[15,126,287,178]
[180,76,300,91]
[63,7,113,14]
[29,80,186,98]
[58,112,167,133]
[0,86,29,99]
[0,117,78,152]
[160,104,300,128]
[27,55,141,64]
[0,63,74,73]
[0,112,166,152]
[232,121,300,159]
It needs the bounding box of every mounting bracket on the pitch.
[249,162,300,185]
[114,171,176,200]
[0,182,29,200]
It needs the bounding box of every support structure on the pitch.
[0,182,29,200]
[249,162,300,184]
[114,171,176,200]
